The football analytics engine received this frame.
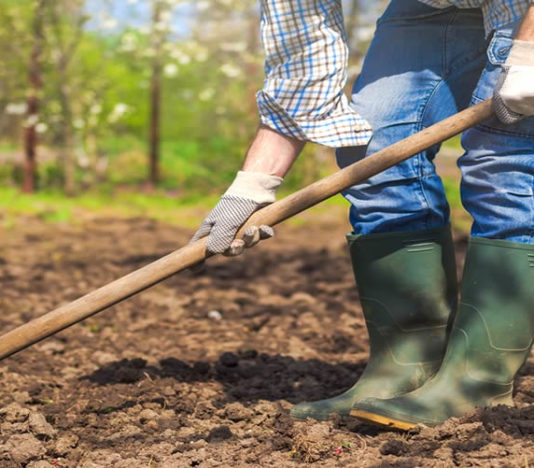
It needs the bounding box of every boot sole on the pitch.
[350,409,416,431]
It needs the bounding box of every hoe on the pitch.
[0,99,494,360]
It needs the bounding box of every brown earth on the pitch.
[0,211,534,467]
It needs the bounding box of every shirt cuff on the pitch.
[256,88,372,148]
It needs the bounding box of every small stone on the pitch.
[207,310,222,321]
[207,425,233,442]
[139,409,159,424]
[219,352,239,367]
[29,412,56,440]
[162,386,176,396]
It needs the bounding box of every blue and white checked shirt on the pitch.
[257,0,532,148]
[256,0,373,148]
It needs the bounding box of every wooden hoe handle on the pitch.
[0,99,495,360]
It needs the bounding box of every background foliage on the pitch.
[0,0,469,229]
[0,0,387,194]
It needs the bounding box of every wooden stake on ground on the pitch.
[0,99,495,360]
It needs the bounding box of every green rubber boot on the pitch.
[351,238,534,430]
[290,225,457,421]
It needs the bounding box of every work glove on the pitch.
[191,171,283,256]
[494,40,534,124]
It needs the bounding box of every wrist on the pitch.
[516,5,534,41]
[224,171,283,204]
[242,125,304,177]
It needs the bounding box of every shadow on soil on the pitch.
[83,351,364,405]
[81,352,534,440]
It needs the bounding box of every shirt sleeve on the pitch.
[256,0,372,148]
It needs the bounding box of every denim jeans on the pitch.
[337,0,534,243]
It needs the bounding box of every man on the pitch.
[192,0,534,429]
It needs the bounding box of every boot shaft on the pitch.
[347,225,457,375]
[444,237,534,386]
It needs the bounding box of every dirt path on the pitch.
[0,213,533,467]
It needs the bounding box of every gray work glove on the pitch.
[191,171,283,256]
[494,40,534,124]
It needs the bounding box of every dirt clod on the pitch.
[207,425,233,442]
[219,352,239,367]
[29,412,56,440]
[3,433,46,464]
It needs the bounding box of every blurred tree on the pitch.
[23,0,46,193]
[0,0,387,195]
[46,0,88,195]
[148,0,170,187]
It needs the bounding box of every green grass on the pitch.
[0,186,218,227]
[0,184,351,228]
[442,135,462,151]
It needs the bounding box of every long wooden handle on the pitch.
[0,99,494,360]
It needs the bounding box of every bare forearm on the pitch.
[517,5,534,40]
[242,125,305,178]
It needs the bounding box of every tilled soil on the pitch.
[1,213,534,467]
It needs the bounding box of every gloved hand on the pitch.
[494,40,534,124]
[191,171,283,256]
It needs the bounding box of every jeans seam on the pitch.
[476,123,534,139]
[529,175,534,242]
[417,76,453,229]
[442,10,459,76]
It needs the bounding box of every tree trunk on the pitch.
[22,0,45,193]
[345,0,360,52]
[148,0,164,187]
[59,76,76,196]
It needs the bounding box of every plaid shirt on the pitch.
[256,0,372,148]
[256,0,531,148]
[418,0,533,34]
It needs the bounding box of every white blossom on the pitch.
[199,88,215,101]
[220,42,247,53]
[197,1,209,12]
[73,119,85,129]
[90,104,103,115]
[108,103,130,123]
[220,63,241,79]
[102,17,118,30]
[5,103,27,115]
[120,33,138,52]
[25,115,39,127]
[35,122,48,134]
[164,63,179,77]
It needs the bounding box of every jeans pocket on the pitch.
[487,31,513,66]
[472,31,534,138]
